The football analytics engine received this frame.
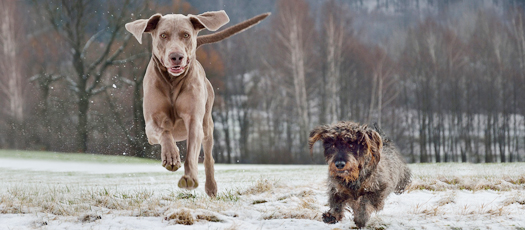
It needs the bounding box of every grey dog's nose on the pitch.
[169,52,185,65]
[334,161,346,169]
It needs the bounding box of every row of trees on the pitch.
[399,11,525,163]
[1,0,524,163]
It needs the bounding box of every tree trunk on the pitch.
[0,0,25,149]
[77,97,89,152]
[324,15,343,124]
[289,19,310,158]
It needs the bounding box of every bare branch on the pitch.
[106,33,133,64]
[91,85,111,96]
[65,76,79,92]
[120,77,136,86]
[110,52,150,65]
[85,0,130,75]
[81,29,105,59]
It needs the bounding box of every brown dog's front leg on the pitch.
[352,198,374,229]
[323,186,348,224]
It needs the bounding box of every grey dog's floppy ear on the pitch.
[189,10,230,31]
[125,14,162,44]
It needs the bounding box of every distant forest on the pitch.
[1,0,524,163]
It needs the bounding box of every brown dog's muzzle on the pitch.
[329,158,359,183]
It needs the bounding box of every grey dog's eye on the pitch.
[160,33,167,39]
[183,33,189,38]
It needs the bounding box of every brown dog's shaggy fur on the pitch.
[309,121,411,228]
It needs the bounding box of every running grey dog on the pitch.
[125,11,269,197]
[309,121,411,228]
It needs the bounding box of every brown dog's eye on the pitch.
[160,33,167,39]
[183,33,189,38]
[323,142,334,150]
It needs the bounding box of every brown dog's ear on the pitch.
[125,14,162,44]
[364,130,382,168]
[309,125,328,157]
[189,10,230,32]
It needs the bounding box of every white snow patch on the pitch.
[0,157,524,229]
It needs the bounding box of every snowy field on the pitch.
[1,150,525,230]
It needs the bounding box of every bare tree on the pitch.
[321,0,346,124]
[35,0,138,152]
[367,47,397,126]
[0,0,25,148]
[510,8,525,162]
[468,10,511,163]
[269,0,316,160]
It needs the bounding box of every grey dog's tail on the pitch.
[197,12,270,48]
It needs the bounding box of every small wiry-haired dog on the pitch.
[309,121,411,228]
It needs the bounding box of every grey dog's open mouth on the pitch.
[169,66,185,75]
[167,59,190,75]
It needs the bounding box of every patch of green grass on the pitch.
[177,191,197,200]
[216,189,240,202]
[0,149,159,164]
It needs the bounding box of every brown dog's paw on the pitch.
[205,180,217,198]
[178,175,199,190]
[322,212,338,224]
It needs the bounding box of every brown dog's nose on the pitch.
[169,52,185,65]
[335,161,346,169]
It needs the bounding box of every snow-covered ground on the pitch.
[1,154,525,230]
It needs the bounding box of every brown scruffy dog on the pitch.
[309,121,411,228]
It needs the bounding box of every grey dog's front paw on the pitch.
[322,212,338,224]
[161,145,181,172]
[163,159,181,171]
[178,175,199,190]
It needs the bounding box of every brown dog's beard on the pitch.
[328,159,360,185]
[327,154,375,192]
